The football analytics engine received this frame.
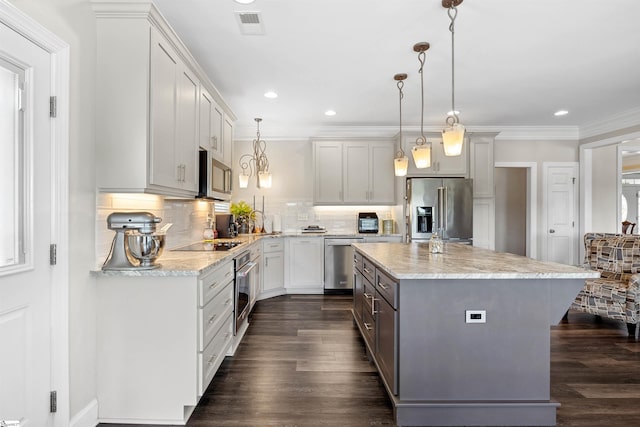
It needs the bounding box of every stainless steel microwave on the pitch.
[198,150,232,200]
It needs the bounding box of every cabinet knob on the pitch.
[549,229,556,233]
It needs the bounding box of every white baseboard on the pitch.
[70,398,98,427]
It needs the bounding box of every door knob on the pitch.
[549,229,555,233]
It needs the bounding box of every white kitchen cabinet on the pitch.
[313,140,344,203]
[261,239,285,299]
[402,134,469,177]
[285,237,324,293]
[222,116,234,167]
[313,139,395,205]
[96,258,234,424]
[93,1,235,197]
[470,134,496,197]
[199,87,224,163]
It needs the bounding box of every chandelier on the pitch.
[393,73,409,176]
[238,118,272,189]
[441,0,465,156]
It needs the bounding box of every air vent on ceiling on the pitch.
[235,11,265,35]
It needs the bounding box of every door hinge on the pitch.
[18,88,24,111]
[50,244,57,266]
[50,96,57,118]
[50,390,57,413]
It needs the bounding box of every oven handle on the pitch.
[236,261,257,278]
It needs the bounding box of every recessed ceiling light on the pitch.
[554,110,569,116]
[264,91,278,99]
[234,0,255,4]
[324,110,336,116]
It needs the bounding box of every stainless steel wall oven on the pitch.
[234,250,255,334]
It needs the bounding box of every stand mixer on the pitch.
[102,211,164,271]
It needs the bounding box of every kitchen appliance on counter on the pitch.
[102,211,163,271]
[301,225,326,233]
[234,250,256,334]
[407,177,473,243]
[216,213,238,238]
[324,237,364,293]
[358,212,379,234]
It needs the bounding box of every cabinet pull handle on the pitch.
[363,292,372,299]
[208,314,217,324]
[208,282,218,290]
[224,298,232,306]
[363,267,372,275]
[371,297,378,316]
[211,135,217,149]
[378,282,388,290]
[363,322,373,331]
[207,355,217,365]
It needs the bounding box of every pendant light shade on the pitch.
[411,142,431,169]
[442,0,465,157]
[412,42,431,169]
[239,172,250,188]
[239,118,271,189]
[442,121,465,156]
[393,73,409,177]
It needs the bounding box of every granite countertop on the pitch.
[353,242,601,280]
[93,232,403,277]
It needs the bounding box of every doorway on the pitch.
[494,162,537,258]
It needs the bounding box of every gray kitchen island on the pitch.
[351,242,599,427]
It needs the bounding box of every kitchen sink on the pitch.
[172,241,243,252]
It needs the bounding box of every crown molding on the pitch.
[579,107,640,140]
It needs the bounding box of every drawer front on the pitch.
[376,269,398,309]
[263,239,284,253]
[353,251,363,273]
[199,311,233,396]
[362,256,375,284]
[199,260,234,307]
[250,242,262,259]
[200,281,234,351]
[361,304,376,352]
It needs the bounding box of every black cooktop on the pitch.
[173,241,243,252]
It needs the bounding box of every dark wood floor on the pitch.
[102,295,640,426]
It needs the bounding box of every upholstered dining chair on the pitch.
[622,220,636,234]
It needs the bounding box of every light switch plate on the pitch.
[465,310,486,323]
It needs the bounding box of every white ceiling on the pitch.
[153,0,640,140]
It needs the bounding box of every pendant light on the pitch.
[441,0,465,157]
[411,42,431,169]
[239,118,272,189]
[393,73,409,177]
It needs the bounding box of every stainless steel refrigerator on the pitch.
[406,177,473,242]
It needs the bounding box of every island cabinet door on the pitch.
[376,290,398,395]
[353,268,364,322]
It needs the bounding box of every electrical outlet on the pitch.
[297,213,308,221]
[465,310,486,323]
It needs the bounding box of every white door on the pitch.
[544,163,578,265]
[0,22,53,426]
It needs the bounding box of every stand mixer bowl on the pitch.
[126,232,165,268]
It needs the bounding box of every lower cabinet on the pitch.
[96,259,234,424]
[285,237,324,293]
[353,252,399,395]
[261,238,285,299]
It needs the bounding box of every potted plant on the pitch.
[230,201,256,234]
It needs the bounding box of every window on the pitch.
[0,58,25,270]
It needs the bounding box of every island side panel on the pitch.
[398,278,551,401]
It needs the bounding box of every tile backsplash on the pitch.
[96,193,400,267]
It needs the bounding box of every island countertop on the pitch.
[352,242,600,280]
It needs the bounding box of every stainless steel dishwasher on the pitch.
[324,238,364,293]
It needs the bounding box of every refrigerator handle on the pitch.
[437,186,447,232]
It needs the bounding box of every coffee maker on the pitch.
[102,211,164,271]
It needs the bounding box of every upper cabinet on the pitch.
[93,0,235,198]
[313,139,395,205]
[401,133,469,177]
